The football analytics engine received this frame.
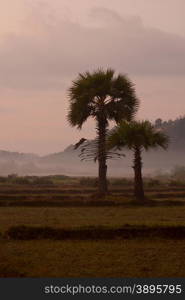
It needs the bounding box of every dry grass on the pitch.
[0,206,185,234]
[0,181,185,278]
[0,239,185,277]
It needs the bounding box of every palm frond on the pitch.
[108,120,170,152]
[67,68,139,128]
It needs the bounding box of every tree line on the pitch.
[67,69,169,202]
[155,117,185,150]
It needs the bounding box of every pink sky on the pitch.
[0,0,185,154]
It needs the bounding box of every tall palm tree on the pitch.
[108,120,169,202]
[67,69,139,195]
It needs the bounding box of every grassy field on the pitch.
[0,206,185,233]
[1,239,185,277]
[0,176,185,277]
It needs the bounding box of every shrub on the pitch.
[168,180,185,187]
[31,177,54,186]
[79,177,99,187]
[13,177,31,184]
[0,177,7,183]
[145,179,161,188]
[8,174,18,179]
[50,175,69,180]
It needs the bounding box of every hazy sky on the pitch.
[0,0,185,154]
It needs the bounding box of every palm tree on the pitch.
[108,120,169,202]
[67,69,139,195]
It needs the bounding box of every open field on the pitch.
[0,177,185,277]
[1,239,185,277]
[0,206,185,233]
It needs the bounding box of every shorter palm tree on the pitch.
[108,120,169,202]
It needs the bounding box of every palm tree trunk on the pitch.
[97,116,108,196]
[133,146,145,202]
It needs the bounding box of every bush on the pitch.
[8,174,18,179]
[13,177,31,184]
[79,177,99,187]
[0,177,7,183]
[145,179,161,188]
[49,175,69,180]
[0,175,56,185]
[3,175,31,185]
[31,177,54,186]
[168,180,185,187]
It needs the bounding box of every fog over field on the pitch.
[0,149,183,177]
[0,117,184,176]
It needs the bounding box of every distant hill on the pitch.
[0,117,184,176]
[0,150,38,161]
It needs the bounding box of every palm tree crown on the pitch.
[68,69,139,128]
[108,120,169,151]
